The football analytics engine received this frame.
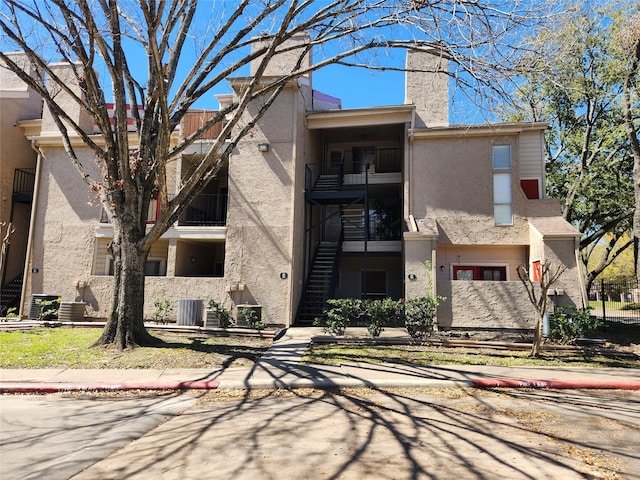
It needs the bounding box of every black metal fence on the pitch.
[588,279,640,322]
[588,279,640,333]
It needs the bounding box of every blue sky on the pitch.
[312,63,406,109]
[0,1,484,122]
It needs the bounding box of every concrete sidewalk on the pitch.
[2,327,640,392]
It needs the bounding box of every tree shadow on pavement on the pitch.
[70,374,640,479]
[0,393,197,480]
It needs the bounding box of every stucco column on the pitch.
[404,232,436,299]
[166,238,177,277]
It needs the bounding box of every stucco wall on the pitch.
[23,146,103,313]
[40,62,94,135]
[404,236,435,298]
[0,53,41,285]
[437,280,538,329]
[405,50,448,127]
[225,86,301,326]
[543,238,584,309]
[436,244,528,282]
[83,276,230,321]
[249,33,311,78]
[410,134,535,245]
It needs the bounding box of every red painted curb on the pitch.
[0,380,219,394]
[472,378,640,390]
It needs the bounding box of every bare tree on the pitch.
[517,261,566,356]
[1,0,558,348]
[0,222,15,295]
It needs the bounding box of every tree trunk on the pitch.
[624,36,640,283]
[530,311,544,357]
[635,162,640,283]
[93,225,159,349]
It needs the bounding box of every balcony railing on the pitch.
[12,168,35,202]
[306,147,402,191]
[100,193,228,226]
[179,194,228,226]
[325,147,401,175]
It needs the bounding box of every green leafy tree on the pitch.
[506,1,637,291]
[614,11,640,282]
[588,233,634,282]
[1,0,557,348]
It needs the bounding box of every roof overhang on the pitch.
[307,105,414,129]
[528,217,581,239]
[409,122,549,140]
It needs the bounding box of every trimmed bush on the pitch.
[549,307,601,344]
[206,300,231,328]
[239,306,265,330]
[404,296,445,341]
[314,298,364,336]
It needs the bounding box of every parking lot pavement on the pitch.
[71,388,640,480]
[0,393,197,480]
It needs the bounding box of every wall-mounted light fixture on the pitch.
[408,274,417,281]
[280,272,288,280]
[440,265,445,272]
[258,143,270,152]
[191,256,197,263]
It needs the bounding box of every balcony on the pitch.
[101,193,228,226]
[306,147,402,195]
[178,194,227,226]
[12,168,35,203]
[327,147,401,176]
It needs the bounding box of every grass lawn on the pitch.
[589,300,640,311]
[303,343,640,369]
[2,327,638,370]
[0,328,272,369]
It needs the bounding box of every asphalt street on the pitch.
[2,388,638,480]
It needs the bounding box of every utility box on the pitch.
[58,302,86,322]
[28,294,60,320]
[177,299,203,326]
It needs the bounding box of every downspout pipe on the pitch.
[19,140,43,317]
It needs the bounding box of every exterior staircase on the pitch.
[341,205,366,241]
[1,274,23,316]
[313,174,341,191]
[296,241,340,326]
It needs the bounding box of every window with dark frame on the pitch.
[453,265,507,281]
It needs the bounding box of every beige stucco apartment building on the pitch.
[1,43,585,329]
[0,53,40,315]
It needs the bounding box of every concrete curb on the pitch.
[472,378,640,390]
[216,378,474,390]
[3,377,640,393]
[0,380,219,394]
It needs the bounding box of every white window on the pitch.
[493,173,513,225]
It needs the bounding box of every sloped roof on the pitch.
[529,216,581,238]
[416,217,439,237]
